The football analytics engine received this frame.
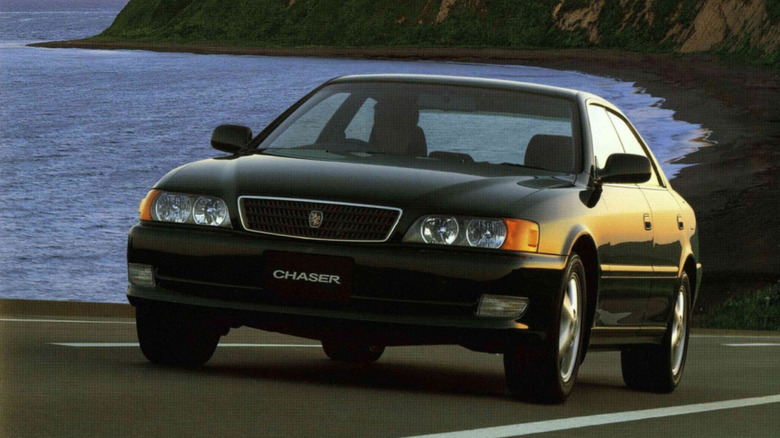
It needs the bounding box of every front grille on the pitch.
[239,197,402,242]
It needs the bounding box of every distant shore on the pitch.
[33,40,780,310]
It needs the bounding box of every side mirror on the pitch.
[597,153,652,184]
[211,125,252,153]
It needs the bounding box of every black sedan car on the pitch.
[127,74,701,403]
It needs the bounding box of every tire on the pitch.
[136,304,222,368]
[504,254,586,403]
[321,338,385,364]
[621,272,690,393]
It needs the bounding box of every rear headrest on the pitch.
[524,135,575,173]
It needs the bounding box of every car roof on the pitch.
[326,74,599,102]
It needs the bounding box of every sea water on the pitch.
[0,0,710,303]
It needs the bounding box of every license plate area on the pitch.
[264,251,352,302]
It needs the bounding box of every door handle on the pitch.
[643,213,652,231]
[677,214,685,230]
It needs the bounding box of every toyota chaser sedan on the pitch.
[127,74,701,403]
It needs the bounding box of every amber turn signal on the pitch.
[501,219,539,252]
[138,189,160,221]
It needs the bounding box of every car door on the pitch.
[588,104,654,329]
[607,111,683,330]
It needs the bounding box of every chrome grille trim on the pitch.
[238,196,403,242]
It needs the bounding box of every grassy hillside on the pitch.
[92,0,779,67]
[95,0,587,48]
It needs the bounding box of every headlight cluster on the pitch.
[139,190,231,228]
[403,215,539,252]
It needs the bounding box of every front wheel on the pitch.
[136,304,222,368]
[621,272,691,392]
[504,254,586,403]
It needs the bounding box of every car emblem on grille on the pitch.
[308,210,324,229]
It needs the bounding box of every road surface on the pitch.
[1,300,778,437]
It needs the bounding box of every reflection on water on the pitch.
[0,3,712,303]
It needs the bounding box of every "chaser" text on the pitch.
[272,270,341,285]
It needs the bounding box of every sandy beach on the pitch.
[34,41,780,310]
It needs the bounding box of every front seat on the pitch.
[369,99,427,156]
[524,134,575,173]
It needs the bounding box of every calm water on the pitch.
[0,1,710,303]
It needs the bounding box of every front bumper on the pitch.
[127,222,567,350]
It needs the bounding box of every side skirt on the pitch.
[588,326,666,350]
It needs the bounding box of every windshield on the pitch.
[258,82,580,173]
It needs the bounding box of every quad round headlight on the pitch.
[193,196,228,226]
[466,219,507,249]
[141,190,231,228]
[421,216,459,245]
[404,215,538,252]
[154,192,192,223]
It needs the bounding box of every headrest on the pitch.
[374,99,419,125]
[524,135,575,173]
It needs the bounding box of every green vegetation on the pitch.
[698,283,780,331]
[91,0,778,68]
[94,0,586,49]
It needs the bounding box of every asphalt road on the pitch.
[1,302,779,438]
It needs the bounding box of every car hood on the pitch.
[156,151,575,218]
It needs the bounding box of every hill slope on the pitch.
[93,0,780,67]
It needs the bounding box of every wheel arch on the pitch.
[682,255,699,309]
[569,233,598,361]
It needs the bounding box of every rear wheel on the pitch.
[321,337,385,364]
[504,254,586,403]
[621,272,690,392]
[136,304,222,368]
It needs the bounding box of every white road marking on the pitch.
[53,343,140,347]
[0,317,134,324]
[723,343,780,347]
[402,395,780,438]
[51,343,320,348]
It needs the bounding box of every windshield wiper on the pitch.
[500,162,551,171]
